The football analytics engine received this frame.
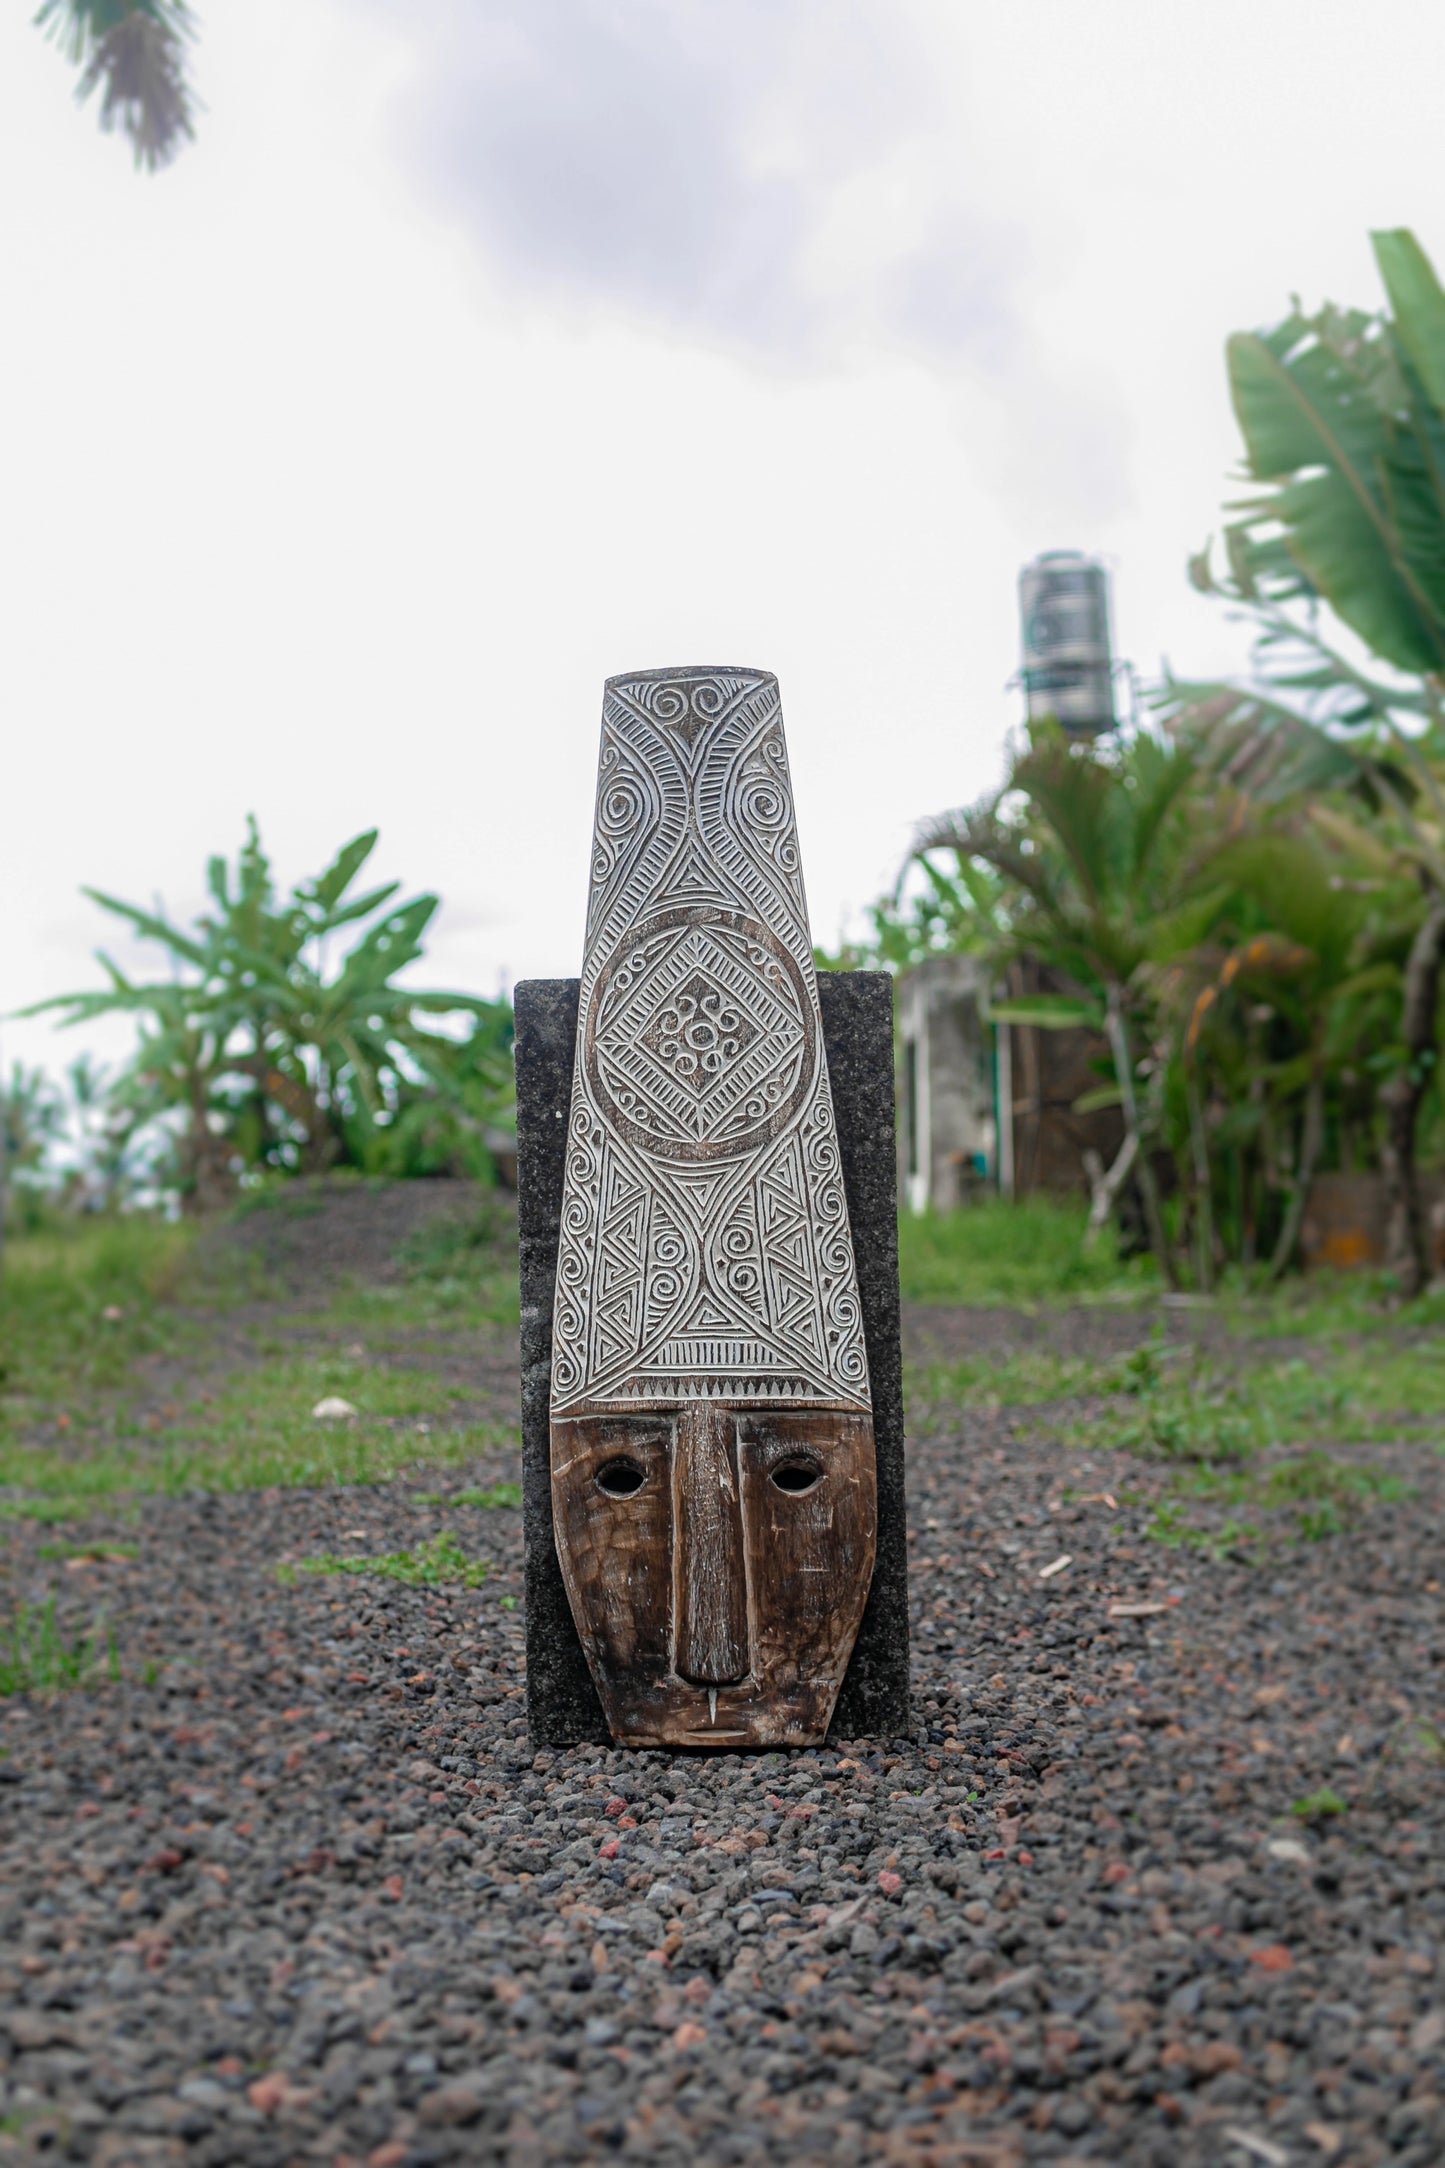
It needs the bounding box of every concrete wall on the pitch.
[896,955,997,1214]
[896,954,1127,1213]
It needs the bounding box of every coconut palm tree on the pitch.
[36,0,197,170]
[914,724,1228,1286]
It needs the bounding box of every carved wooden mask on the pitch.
[550,667,876,1749]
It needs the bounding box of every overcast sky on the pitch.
[4,0,1444,1078]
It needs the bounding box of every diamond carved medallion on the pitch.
[585,909,814,1163]
[636,968,758,1097]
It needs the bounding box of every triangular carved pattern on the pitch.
[553,669,870,1412]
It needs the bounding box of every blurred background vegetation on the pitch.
[4,820,514,1230]
[828,229,1445,1304]
[9,228,1445,1313]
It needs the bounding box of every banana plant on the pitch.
[26,821,507,1208]
[1160,227,1445,1292]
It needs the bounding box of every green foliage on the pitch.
[910,1348,1122,1411]
[36,1,197,170]
[0,1065,67,1232]
[897,1197,1155,1305]
[855,230,1445,1297]
[817,853,1006,973]
[448,1484,522,1509]
[1292,1787,1348,1821]
[29,820,513,1210]
[290,1532,490,1590]
[0,1210,520,1518]
[1222,230,1445,677]
[0,1215,199,1408]
[0,1596,119,1696]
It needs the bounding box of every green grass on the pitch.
[1066,1342,1445,1470]
[0,1206,520,1518]
[0,1596,119,1696]
[897,1198,1156,1306]
[1292,1786,1348,1821]
[910,1348,1122,1412]
[36,1538,138,1562]
[287,1531,490,1589]
[0,1412,517,1514]
[415,1483,523,1509]
[1143,1500,1262,1557]
[0,1217,204,1406]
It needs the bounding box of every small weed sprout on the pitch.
[293,1531,489,1589]
[1292,1787,1348,1822]
[0,1598,120,1696]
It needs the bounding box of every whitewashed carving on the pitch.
[551,667,869,1414]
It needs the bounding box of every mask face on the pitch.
[551,666,876,1748]
[552,1405,876,1748]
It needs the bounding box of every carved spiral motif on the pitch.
[585,908,815,1164]
[649,984,746,1084]
[648,682,689,725]
[552,667,870,1411]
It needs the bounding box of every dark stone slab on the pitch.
[515,972,909,1747]
[820,971,911,1738]
[515,979,607,1745]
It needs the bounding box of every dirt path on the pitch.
[0,1239,1441,2166]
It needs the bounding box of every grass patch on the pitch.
[0,1214,520,1513]
[1144,1500,1261,1558]
[0,1597,119,1695]
[415,1483,523,1509]
[1078,1370,1265,1466]
[1139,1448,1411,1557]
[0,1412,517,1513]
[36,1539,138,1562]
[0,1496,107,1524]
[399,1201,514,1282]
[0,1217,203,1408]
[1292,1786,1348,1822]
[288,1531,490,1589]
[910,1348,1122,1412]
[897,1198,1156,1306]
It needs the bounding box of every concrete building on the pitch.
[897,953,1126,1213]
[897,954,999,1215]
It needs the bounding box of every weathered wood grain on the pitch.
[519,972,911,1749]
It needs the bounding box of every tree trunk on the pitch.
[1381,889,1445,1298]
[1081,1132,1138,1250]
[1104,984,1178,1290]
[1186,1074,1214,1293]
[1267,1059,1324,1283]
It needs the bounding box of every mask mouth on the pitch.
[770,1456,823,1494]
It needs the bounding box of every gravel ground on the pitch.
[2,1319,1443,2167]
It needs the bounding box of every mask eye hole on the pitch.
[596,1457,646,1498]
[770,1457,823,1495]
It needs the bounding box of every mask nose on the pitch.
[672,1403,749,1686]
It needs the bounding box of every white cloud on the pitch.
[3,0,1445,1090]
[364,0,1026,368]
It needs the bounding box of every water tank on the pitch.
[1018,551,1116,738]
